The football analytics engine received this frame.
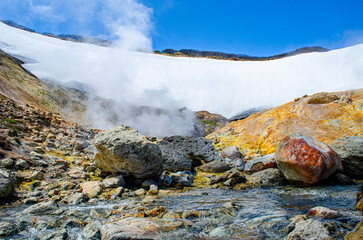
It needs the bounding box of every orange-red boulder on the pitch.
[276,133,343,185]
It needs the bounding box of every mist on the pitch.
[0,0,362,137]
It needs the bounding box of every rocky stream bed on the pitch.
[0,98,362,240]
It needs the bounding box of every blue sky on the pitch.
[0,0,363,56]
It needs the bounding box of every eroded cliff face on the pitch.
[207,89,363,156]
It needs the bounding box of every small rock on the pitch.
[141,179,157,189]
[334,173,355,185]
[42,229,68,240]
[199,160,231,173]
[284,219,333,240]
[81,221,102,240]
[148,184,159,195]
[244,153,277,173]
[1,158,14,169]
[82,181,103,198]
[247,168,285,187]
[225,157,245,171]
[134,188,146,196]
[170,171,194,187]
[0,222,18,237]
[344,218,363,240]
[0,168,13,198]
[221,146,243,160]
[31,170,45,180]
[355,187,363,211]
[103,176,125,188]
[307,206,341,219]
[115,187,124,197]
[15,159,30,169]
[68,168,88,179]
[23,201,60,215]
[159,172,173,187]
[64,192,86,205]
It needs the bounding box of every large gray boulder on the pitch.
[329,136,363,179]
[158,145,192,172]
[94,126,163,179]
[0,168,13,198]
[158,136,223,169]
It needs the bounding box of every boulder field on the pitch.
[207,89,363,156]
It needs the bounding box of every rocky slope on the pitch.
[0,49,89,124]
[207,89,363,156]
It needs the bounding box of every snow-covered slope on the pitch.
[0,22,362,134]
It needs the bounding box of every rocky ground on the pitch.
[0,92,362,239]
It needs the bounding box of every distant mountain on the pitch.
[157,46,329,61]
[1,20,112,47]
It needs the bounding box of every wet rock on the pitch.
[158,136,222,167]
[36,220,53,230]
[103,175,125,188]
[158,145,192,172]
[199,160,230,173]
[15,159,30,169]
[81,221,102,240]
[356,187,363,211]
[283,215,308,234]
[42,229,68,240]
[17,216,33,231]
[23,200,60,215]
[82,181,103,198]
[329,136,363,179]
[64,192,86,205]
[244,153,277,173]
[247,168,285,187]
[1,158,14,169]
[94,125,162,179]
[0,222,18,237]
[344,219,363,240]
[276,133,343,185]
[159,171,173,187]
[221,146,243,160]
[170,171,194,187]
[0,168,13,198]
[101,217,160,240]
[307,206,341,219]
[333,173,355,185]
[284,219,333,240]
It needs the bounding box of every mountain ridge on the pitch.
[1,19,329,61]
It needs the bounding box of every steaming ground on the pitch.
[0,22,362,136]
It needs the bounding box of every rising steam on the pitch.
[0,0,362,137]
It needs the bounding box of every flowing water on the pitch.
[1,184,362,239]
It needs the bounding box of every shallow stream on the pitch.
[1,184,362,239]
